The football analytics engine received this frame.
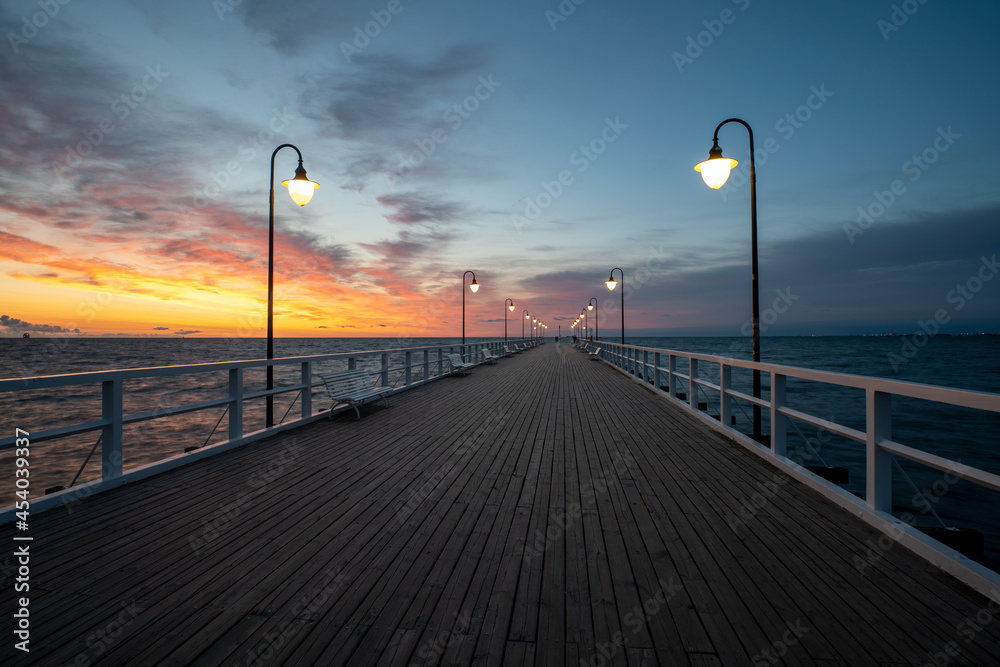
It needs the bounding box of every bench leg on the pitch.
[380,395,389,409]
[351,402,361,420]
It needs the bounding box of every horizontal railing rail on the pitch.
[0,340,518,492]
[595,341,1000,514]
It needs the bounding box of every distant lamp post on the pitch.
[581,309,588,339]
[694,118,762,439]
[462,270,479,345]
[606,267,624,344]
[532,317,537,340]
[523,309,530,340]
[588,297,599,340]
[504,298,515,341]
[267,143,319,428]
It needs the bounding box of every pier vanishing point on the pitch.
[3,340,1000,666]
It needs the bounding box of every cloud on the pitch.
[173,330,202,336]
[0,315,80,334]
[152,326,169,330]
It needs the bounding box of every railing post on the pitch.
[405,351,412,387]
[380,353,389,387]
[867,389,893,512]
[348,356,357,371]
[438,348,444,377]
[423,349,430,382]
[654,352,661,391]
[771,372,786,456]
[643,349,650,383]
[229,367,243,442]
[101,378,123,480]
[300,362,312,419]
[668,354,676,397]
[720,363,732,427]
[689,358,698,409]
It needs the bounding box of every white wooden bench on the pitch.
[320,369,392,420]
[588,347,602,360]
[446,353,475,377]
[481,348,499,365]
[502,345,518,356]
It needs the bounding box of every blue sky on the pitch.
[2,0,999,338]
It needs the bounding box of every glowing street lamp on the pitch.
[606,267,624,344]
[694,118,762,439]
[462,270,479,345]
[588,297,599,340]
[266,143,320,428]
[522,309,530,340]
[504,298,515,341]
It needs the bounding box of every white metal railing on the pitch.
[595,341,1000,514]
[0,340,522,497]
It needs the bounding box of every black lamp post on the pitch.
[605,268,624,345]
[462,270,479,345]
[694,118,762,439]
[266,144,319,428]
[504,298,514,341]
[588,297,599,340]
[522,309,529,340]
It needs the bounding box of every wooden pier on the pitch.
[5,342,1000,665]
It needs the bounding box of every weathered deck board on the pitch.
[4,341,1000,666]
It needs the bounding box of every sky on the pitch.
[2,0,999,339]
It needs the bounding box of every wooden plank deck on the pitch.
[4,341,1000,666]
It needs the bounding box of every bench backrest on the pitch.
[446,353,466,366]
[481,348,493,357]
[320,370,374,396]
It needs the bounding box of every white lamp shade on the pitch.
[283,177,319,206]
[694,156,738,190]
